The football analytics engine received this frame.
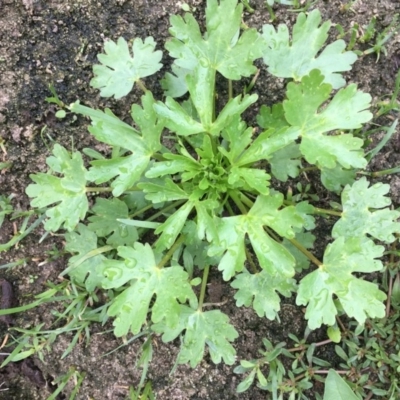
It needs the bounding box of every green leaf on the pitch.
[179,309,238,366]
[228,167,270,195]
[209,217,246,280]
[161,64,193,97]
[106,243,197,336]
[282,231,315,272]
[88,156,150,197]
[65,224,108,292]
[152,305,238,367]
[87,198,138,247]
[297,236,386,329]
[332,177,400,243]
[139,178,190,202]
[219,116,252,164]
[321,165,356,193]
[154,97,205,136]
[209,194,305,280]
[168,0,265,80]
[257,104,288,130]
[155,201,194,251]
[232,269,296,320]
[90,37,163,99]
[71,97,163,196]
[237,126,300,166]
[209,94,258,136]
[155,88,257,137]
[236,369,256,393]
[269,142,301,182]
[130,91,164,153]
[26,144,88,231]
[323,370,359,400]
[283,69,372,169]
[327,326,341,343]
[146,152,200,180]
[262,9,357,89]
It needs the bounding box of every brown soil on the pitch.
[0,0,399,399]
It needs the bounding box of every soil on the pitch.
[0,0,399,399]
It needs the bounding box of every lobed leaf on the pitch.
[167,0,265,79]
[269,142,301,182]
[72,93,164,196]
[332,177,400,243]
[106,243,197,336]
[90,37,162,99]
[209,194,305,280]
[87,198,138,247]
[297,237,386,329]
[26,144,88,232]
[153,306,238,367]
[232,269,296,320]
[262,9,357,89]
[64,224,108,292]
[283,69,372,169]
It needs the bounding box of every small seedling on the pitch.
[363,15,400,61]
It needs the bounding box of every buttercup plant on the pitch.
[23,0,400,396]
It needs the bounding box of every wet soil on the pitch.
[0,0,399,399]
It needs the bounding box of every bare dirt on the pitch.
[0,0,399,399]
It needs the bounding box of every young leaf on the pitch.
[167,0,265,80]
[232,269,296,320]
[71,94,164,196]
[64,224,108,292]
[262,9,357,89]
[155,201,194,251]
[106,243,197,336]
[209,194,305,280]
[268,142,301,182]
[219,116,252,164]
[283,69,372,169]
[228,167,270,196]
[332,177,400,243]
[90,37,163,99]
[257,104,288,130]
[320,165,356,193]
[152,305,238,367]
[26,144,88,232]
[139,178,190,203]
[297,236,386,329]
[178,309,238,367]
[87,198,138,247]
[323,370,359,400]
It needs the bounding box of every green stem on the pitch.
[265,3,276,21]
[298,166,319,173]
[129,203,154,219]
[85,187,113,193]
[147,200,186,222]
[157,235,186,269]
[152,152,165,161]
[137,79,147,93]
[313,207,342,217]
[198,265,210,311]
[229,191,248,215]
[244,69,260,94]
[288,237,322,267]
[239,192,255,209]
[245,247,259,274]
[225,199,235,216]
[228,79,233,100]
[359,166,400,177]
